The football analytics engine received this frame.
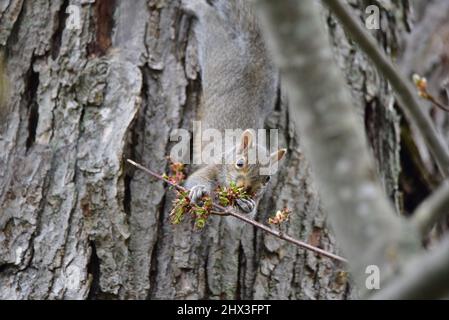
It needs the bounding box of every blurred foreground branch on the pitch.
[411,181,449,237]
[255,0,421,291]
[322,0,449,178]
[372,235,449,299]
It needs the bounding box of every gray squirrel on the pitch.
[182,0,286,217]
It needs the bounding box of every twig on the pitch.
[411,180,449,237]
[218,205,347,263]
[413,74,449,112]
[210,210,231,217]
[127,159,347,263]
[322,0,449,177]
[427,95,449,113]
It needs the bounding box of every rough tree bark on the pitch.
[0,0,410,299]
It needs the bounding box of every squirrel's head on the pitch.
[224,129,287,196]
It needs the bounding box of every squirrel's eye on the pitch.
[235,158,245,169]
[265,176,271,183]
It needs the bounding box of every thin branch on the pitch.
[427,95,449,113]
[371,235,449,299]
[413,74,449,113]
[322,0,449,177]
[127,159,347,263]
[218,205,347,263]
[411,180,449,237]
[210,210,231,217]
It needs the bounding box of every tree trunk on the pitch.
[0,0,409,299]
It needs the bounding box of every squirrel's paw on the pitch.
[236,198,256,214]
[189,185,209,204]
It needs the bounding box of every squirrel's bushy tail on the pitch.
[212,0,260,43]
[184,0,278,133]
[183,0,263,63]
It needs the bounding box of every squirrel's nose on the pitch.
[236,178,250,190]
[236,180,245,188]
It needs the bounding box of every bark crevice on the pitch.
[50,0,70,60]
[24,57,40,151]
[87,241,101,300]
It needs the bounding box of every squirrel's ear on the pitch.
[239,129,254,152]
[270,148,287,164]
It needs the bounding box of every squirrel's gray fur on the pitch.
[182,0,285,217]
[185,0,278,132]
